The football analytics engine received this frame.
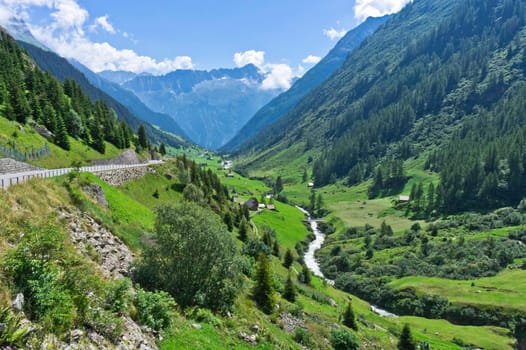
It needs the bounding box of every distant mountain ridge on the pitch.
[121,64,279,149]
[17,41,188,148]
[69,60,188,139]
[221,15,391,152]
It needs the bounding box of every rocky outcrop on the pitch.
[39,316,158,349]
[0,158,42,175]
[92,150,140,166]
[58,208,135,279]
[83,183,109,208]
[95,167,154,187]
[278,313,305,334]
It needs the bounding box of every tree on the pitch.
[159,143,167,155]
[300,264,311,285]
[134,203,243,312]
[275,176,284,194]
[283,249,294,268]
[282,273,296,302]
[343,303,358,330]
[138,124,148,149]
[302,168,308,183]
[54,115,70,150]
[397,324,416,350]
[253,253,275,314]
[238,218,248,242]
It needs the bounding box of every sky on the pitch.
[0,0,411,89]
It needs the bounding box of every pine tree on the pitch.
[223,212,233,232]
[282,273,296,302]
[300,264,311,285]
[302,168,308,183]
[253,253,274,314]
[238,218,248,241]
[397,324,416,350]
[275,176,283,194]
[138,124,148,149]
[283,249,294,268]
[343,302,358,330]
[159,143,167,155]
[272,240,280,257]
[54,114,70,150]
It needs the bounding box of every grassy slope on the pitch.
[0,153,517,349]
[0,118,122,168]
[390,270,526,313]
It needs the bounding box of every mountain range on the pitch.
[117,64,280,149]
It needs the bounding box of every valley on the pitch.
[1,0,526,349]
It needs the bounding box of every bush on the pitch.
[134,287,177,331]
[330,329,359,350]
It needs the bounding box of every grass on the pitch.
[252,202,311,251]
[389,269,526,313]
[0,117,122,169]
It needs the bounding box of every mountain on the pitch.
[237,0,526,213]
[222,15,391,152]
[69,60,187,139]
[17,41,188,148]
[2,17,49,51]
[121,64,280,149]
[98,70,140,84]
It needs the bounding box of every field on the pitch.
[390,269,526,313]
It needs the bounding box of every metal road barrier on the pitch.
[0,160,163,191]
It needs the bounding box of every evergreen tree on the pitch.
[54,114,70,150]
[342,302,358,331]
[282,273,296,302]
[272,240,281,257]
[159,143,167,155]
[275,176,284,194]
[138,124,148,149]
[238,218,248,241]
[302,168,308,183]
[283,249,294,268]
[300,264,311,285]
[253,253,275,314]
[397,324,416,350]
[223,212,233,232]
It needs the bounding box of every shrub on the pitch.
[330,329,359,350]
[134,287,177,331]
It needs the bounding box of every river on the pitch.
[296,206,398,317]
[296,206,335,285]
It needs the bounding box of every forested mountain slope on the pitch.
[238,0,526,213]
[222,15,391,152]
[17,41,188,148]
[0,27,134,155]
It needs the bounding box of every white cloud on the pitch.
[354,0,412,21]
[234,50,265,69]
[0,0,194,74]
[233,50,302,91]
[302,55,321,65]
[323,28,347,40]
[91,15,115,34]
[262,64,295,90]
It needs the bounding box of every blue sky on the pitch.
[0,0,410,88]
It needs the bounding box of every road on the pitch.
[0,160,163,190]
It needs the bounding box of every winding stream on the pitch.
[297,206,398,317]
[296,206,335,286]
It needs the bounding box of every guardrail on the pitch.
[0,160,163,191]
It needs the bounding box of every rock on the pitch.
[12,293,24,312]
[83,184,108,208]
[191,323,202,330]
[278,313,305,334]
[67,329,85,342]
[239,331,258,346]
[329,298,337,307]
[251,325,260,333]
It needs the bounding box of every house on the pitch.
[267,204,276,211]
[399,195,410,202]
[308,182,315,188]
[244,198,259,211]
[258,204,266,209]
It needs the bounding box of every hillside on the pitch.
[17,41,188,149]
[122,65,279,149]
[222,15,391,152]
